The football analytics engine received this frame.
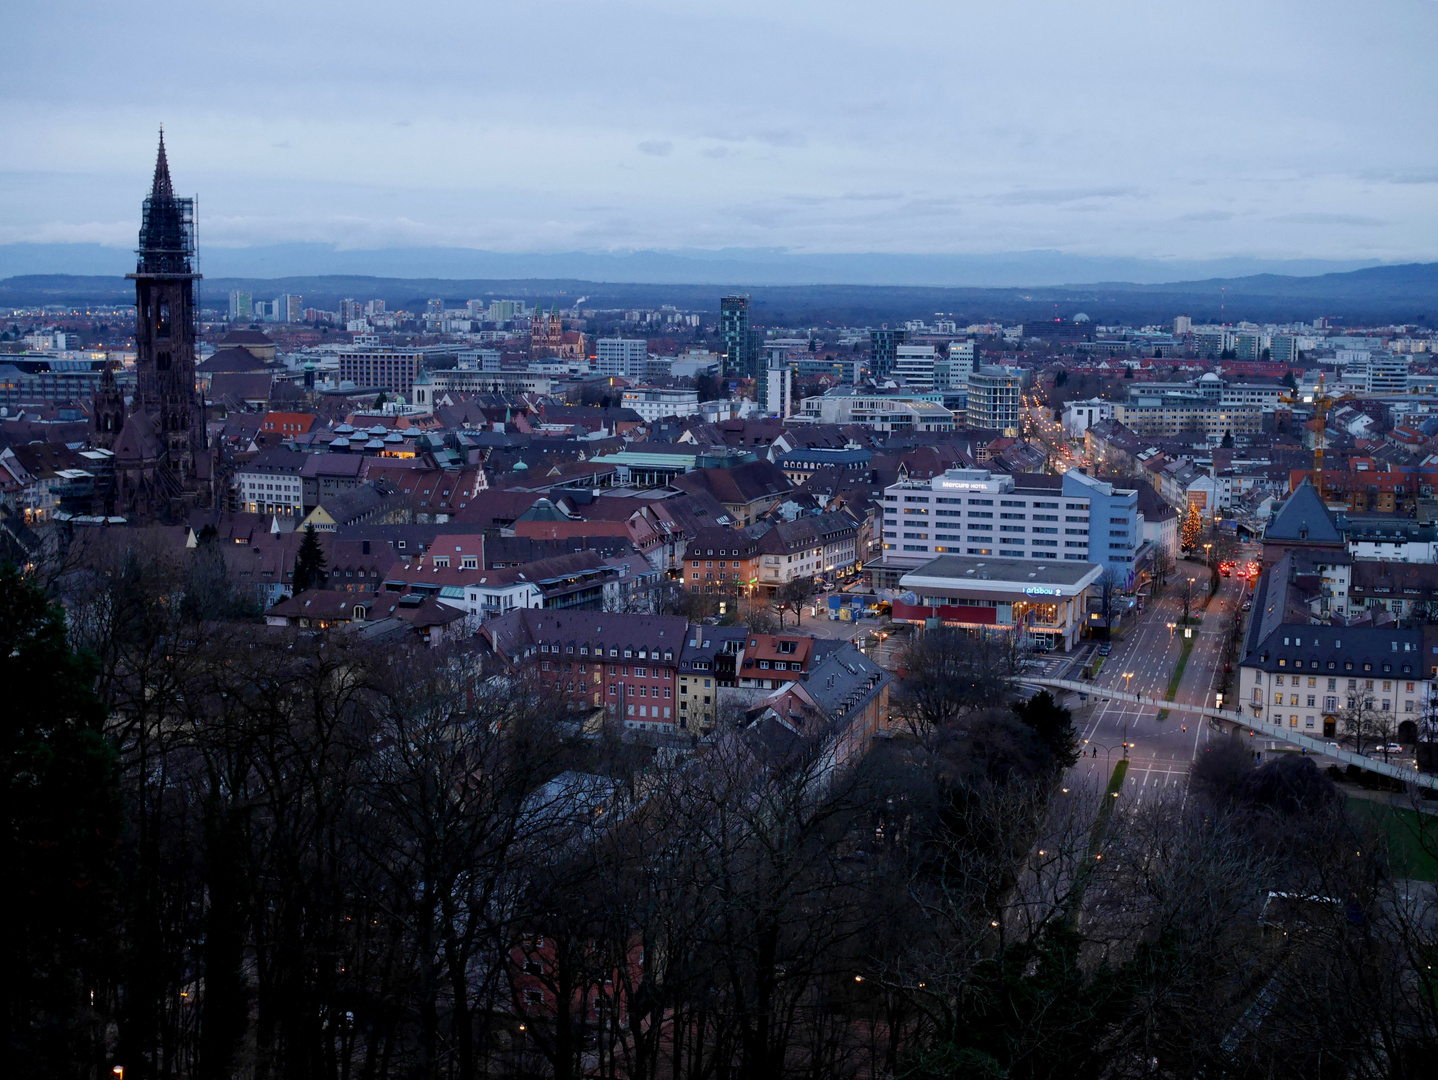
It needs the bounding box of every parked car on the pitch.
[1375,743,1405,755]
[1097,643,1112,656]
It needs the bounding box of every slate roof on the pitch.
[481,608,688,665]
[198,346,274,373]
[1264,480,1342,544]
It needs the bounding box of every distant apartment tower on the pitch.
[365,299,386,317]
[278,294,303,323]
[338,298,363,323]
[228,290,253,321]
[947,340,976,389]
[966,367,1022,434]
[488,299,525,322]
[870,328,907,380]
[720,295,758,378]
[1173,315,1193,336]
[1233,330,1264,361]
[1269,334,1299,364]
[595,338,649,377]
[759,355,794,418]
[426,298,444,317]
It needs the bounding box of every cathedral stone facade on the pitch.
[93,133,214,521]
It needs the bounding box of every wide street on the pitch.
[1062,550,1253,802]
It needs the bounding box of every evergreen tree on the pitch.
[1013,689,1080,768]
[0,564,119,1073]
[1181,502,1203,551]
[291,524,328,593]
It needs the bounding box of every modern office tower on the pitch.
[595,337,650,377]
[720,295,756,378]
[893,344,941,389]
[228,290,253,321]
[1369,351,1411,394]
[869,328,907,380]
[966,367,1023,434]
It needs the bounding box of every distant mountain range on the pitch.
[0,242,1398,288]
[1,246,1434,325]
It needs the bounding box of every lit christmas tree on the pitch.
[1181,502,1202,552]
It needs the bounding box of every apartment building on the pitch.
[1239,562,1433,740]
[797,388,955,431]
[1112,396,1262,438]
[594,338,649,377]
[621,387,701,422]
[966,367,1022,434]
[234,447,306,517]
[480,609,689,733]
[337,347,424,394]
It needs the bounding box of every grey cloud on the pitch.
[990,187,1143,206]
[638,140,673,157]
[1269,212,1386,226]
[754,130,806,148]
[1177,211,1235,222]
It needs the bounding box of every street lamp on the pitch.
[1203,542,1213,567]
[1167,621,1176,640]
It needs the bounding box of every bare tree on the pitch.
[1339,693,1390,756]
[895,626,1025,735]
[771,575,817,628]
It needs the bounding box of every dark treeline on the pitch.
[7,534,1438,1079]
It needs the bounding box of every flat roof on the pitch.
[900,554,1103,592]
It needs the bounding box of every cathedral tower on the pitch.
[98,131,213,522]
[128,129,205,486]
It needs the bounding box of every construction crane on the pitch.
[1279,372,1363,501]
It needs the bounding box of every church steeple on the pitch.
[137,127,192,275]
[150,127,174,200]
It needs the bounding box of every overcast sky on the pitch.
[4,0,1437,263]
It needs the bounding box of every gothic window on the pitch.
[156,301,171,338]
[156,351,171,371]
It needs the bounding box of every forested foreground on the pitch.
[7,541,1438,1080]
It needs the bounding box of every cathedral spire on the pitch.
[137,127,192,274]
[151,127,174,200]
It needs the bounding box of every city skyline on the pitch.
[4,0,1438,265]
